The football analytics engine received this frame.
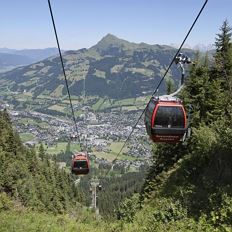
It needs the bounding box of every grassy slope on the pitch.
[1,209,215,232]
[0,209,139,232]
[0,210,110,232]
[8,93,148,114]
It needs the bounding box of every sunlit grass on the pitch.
[19,133,35,142]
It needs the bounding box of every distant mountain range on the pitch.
[0,34,196,99]
[0,48,59,71]
[169,43,215,52]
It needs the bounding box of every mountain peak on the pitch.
[91,34,136,51]
[100,33,121,43]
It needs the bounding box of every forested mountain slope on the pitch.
[0,109,81,213]
[0,34,195,99]
[119,20,232,232]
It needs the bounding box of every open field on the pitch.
[44,141,136,161]
[93,150,136,161]
[109,142,128,153]
[48,104,66,112]
[18,118,50,128]
[92,98,105,111]
[45,142,81,155]
[19,132,35,142]
[2,85,150,114]
[93,142,136,161]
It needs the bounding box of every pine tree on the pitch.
[215,19,232,81]
[181,53,224,126]
[38,143,45,161]
[214,20,232,119]
[166,78,175,94]
[65,141,72,157]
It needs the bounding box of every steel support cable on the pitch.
[104,0,208,177]
[82,73,88,152]
[47,0,82,149]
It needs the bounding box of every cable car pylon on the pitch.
[90,178,101,217]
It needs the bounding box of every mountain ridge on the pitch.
[0,34,195,101]
[0,47,60,71]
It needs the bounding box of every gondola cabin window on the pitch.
[73,160,88,169]
[154,106,184,128]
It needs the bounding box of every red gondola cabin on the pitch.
[145,96,187,143]
[71,152,90,175]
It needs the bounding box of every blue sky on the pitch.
[1,0,232,50]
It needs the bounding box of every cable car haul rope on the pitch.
[48,0,89,175]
